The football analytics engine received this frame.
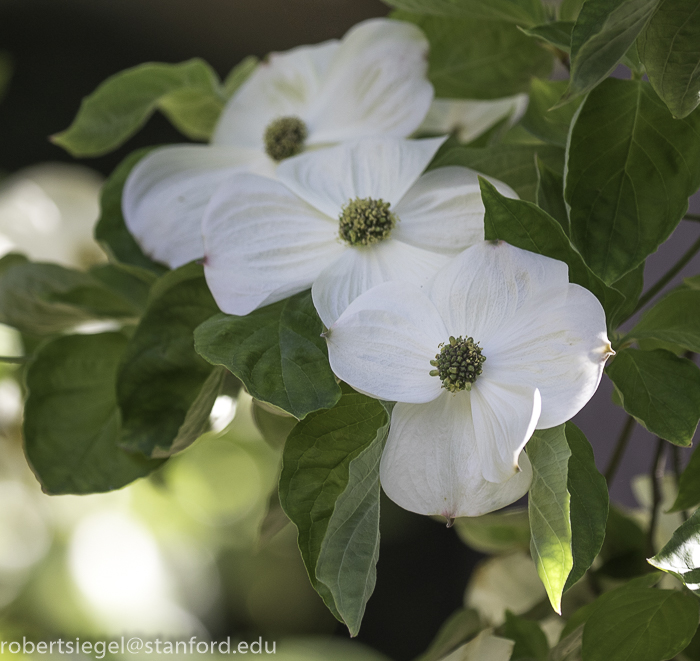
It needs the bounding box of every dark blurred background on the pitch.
[0,1,699,659]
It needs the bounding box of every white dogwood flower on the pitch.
[325,241,614,519]
[122,18,433,269]
[419,94,529,144]
[202,137,517,327]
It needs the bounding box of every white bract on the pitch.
[419,94,529,144]
[122,18,433,269]
[201,137,517,327]
[326,241,614,519]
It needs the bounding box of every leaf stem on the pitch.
[632,233,700,315]
[605,415,636,485]
[647,438,666,557]
[684,213,700,222]
[670,445,689,522]
[0,356,26,364]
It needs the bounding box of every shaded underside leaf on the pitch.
[0,260,142,336]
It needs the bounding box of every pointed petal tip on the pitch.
[445,516,455,528]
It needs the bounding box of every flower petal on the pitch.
[484,283,612,429]
[312,240,450,327]
[307,18,434,144]
[122,145,270,268]
[380,394,533,518]
[419,94,528,144]
[212,40,338,149]
[202,173,342,315]
[277,136,446,218]
[428,241,570,342]
[470,380,541,483]
[326,281,448,403]
[393,167,516,255]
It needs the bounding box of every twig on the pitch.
[684,213,700,222]
[647,438,666,557]
[631,234,700,316]
[670,445,689,522]
[605,415,636,485]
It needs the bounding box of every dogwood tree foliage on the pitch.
[4,0,700,658]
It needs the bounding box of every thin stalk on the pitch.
[632,233,700,316]
[605,415,636,485]
[670,445,689,522]
[684,213,700,222]
[0,356,26,364]
[647,439,666,557]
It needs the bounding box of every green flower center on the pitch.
[338,198,398,247]
[264,116,308,161]
[429,336,486,392]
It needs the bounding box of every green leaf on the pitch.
[638,0,700,118]
[222,56,258,99]
[606,348,700,446]
[560,0,585,21]
[52,59,226,157]
[88,263,151,315]
[278,391,391,635]
[393,11,553,99]
[535,157,569,233]
[564,422,609,591]
[194,291,341,420]
[431,144,565,202]
[607,263,645,328]
[562,0,660,104]
[24,333,162,494]
[384,0,546,26]
[520,21,574,52]
[414,608,481,661]
[117,263,221,458]
[251,400,298,449]
[503,610,549,660]
[480,178,626,324]
[630,289,700,353]
[94,148,168,278]
[547,626,583,661]
[565,78,700,284]
[671,444,700,513]
[581,584,699,661]
[527,425,573,614]
[455,507,530,555]
[598,506,650,578]
[650,508,700,593]
[0,261,141,336]
[521,79,584,147]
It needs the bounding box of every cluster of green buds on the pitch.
[430,335,486,392]
[264,116,308,161]
[338,197,398,246]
